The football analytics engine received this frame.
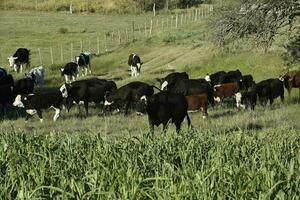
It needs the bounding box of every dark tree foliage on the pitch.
[177,0,205,8]
[211,0,300,49]
[283,33,300,66]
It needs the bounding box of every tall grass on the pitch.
[1,128,299,199]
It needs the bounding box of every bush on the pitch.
[58,27,68,34]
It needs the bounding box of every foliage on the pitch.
[210,0,300,49]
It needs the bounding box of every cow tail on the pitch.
[186,112,191,128]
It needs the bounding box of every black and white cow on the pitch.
[13,90,64,122]
[128,53,143,77]
[157,72,189,91]
[235,84,257,110]
[137,91,191,133]
[60,78,117,115]
[61,62,79,83]
[28,66,45,86]
[104,81,154,115]
[256,78,285,105]
[8,48,30,73]
[13,76,35,95]
[0,84,14,119]
[0,67,7,78]
[205,71,226,86]
[75,52,92,76]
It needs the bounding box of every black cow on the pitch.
[61,62,79,83]
[240,74,254,91]
[8,48,30,73]
[138,92,191,133]
[13,90,64,122]
[170,79,215,107]
[219,69,243,84]
[0,74,14,87]
[60,78,117,115]
[13,76,35,96]
[235,84,257,110]
[104,81,154,115]
[0,67,7,78]
[157,72,189,91]
[0,84,14,119]
[256,78,284,105]
[205,70,226,86]
[75,52,92,76]
[128,53,143,77]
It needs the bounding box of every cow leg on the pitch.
[148,118,154,134]
[280,94,284,103]
[84,101,89,116]
[88,64,92,74]
[130,66,134,77]
[124,101,131,116]
[20,64,23,73]
[85,67,88,76]
[53,107,61,121]
[174,122,182,134]
[72,75,76,82]
[269,98,274,105]
[37,110,43,122]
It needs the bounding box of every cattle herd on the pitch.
[1,48,300,133]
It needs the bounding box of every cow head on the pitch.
[235,93,246,109]
[75,56,80,64]
[8,56,17,67]
[136,95,148,114]
[13,95,25,108]
[104,91,114,106]
[60,84,70,98]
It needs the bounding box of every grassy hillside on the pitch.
[0,10,300,199]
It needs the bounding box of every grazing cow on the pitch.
[13,90,64,122]
[104,81,154,115]
[213,82,240,102]
[219,69,243,84]
[60,78,117,115]
[0,74,14,87]
[13,76,35,95]
[0,67,7,78]
[256,78,284,105]
[205,70,226,86]
[75,52,92,76]
[0,84,14,118]
[128,53,143,77]
[185,94,208,119]
[157,72,189,90]
[28,66,45,86]
[138,92,191,133]
[8,48,30,73]
[61,62,78,83]
[235,84,257,110]
[240,74,254,91]
[282,71,300,95]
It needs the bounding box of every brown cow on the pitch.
[185,94,208,119]
[213,82,240,102]
[282,71,300,95]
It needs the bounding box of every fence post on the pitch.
[97,36,100,54]
[38,48,42,65]
[181,14,183,26]
[195,9,197,21]
[171,16,173,29]
[104,35,107,51]
[118,30,121,45]
[80,40,83,52]
[175,15,178,29]
[166,18,169,29]
[50,47,54,65]
[149,19,153,37]
[161,19,164,31]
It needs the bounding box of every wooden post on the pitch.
[181,14,183,26]
[70,43,73,61]
[153,3,156,17]
[161,19,164,31]
[166,18,169,29]
[171,16,173,29]
[38,48,42,65]
[175,15,178,29]
[35,0,38,10]
[50,47,54,64]
[118,30,121,45]
[69,1,73,14]
[195,9,197,21]
[60,44,63,62]
[149,19,153,37]
[80,40,83,52]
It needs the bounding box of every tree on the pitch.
[210,0,300,50]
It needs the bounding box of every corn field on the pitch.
[1,129,299,199]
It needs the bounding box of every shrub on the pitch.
[58,27,68,34]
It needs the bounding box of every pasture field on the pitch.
[0,10,300,199]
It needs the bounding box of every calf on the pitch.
[104,81,154,115]
[28,66,45,86]
[213,82,240,102]
[13,90,64,122]
[61,62,78,83]
[13,76,35,95]
[138,92,191,133]
[8,48,30,73]
[128,53,143,77]
[0,84,14,119]
[60,79,117,115]
[256,78,284,105]
[75,52,92,76]
[185,94,208,119]
[157,72,189,90]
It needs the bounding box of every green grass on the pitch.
[0,10,300,199]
